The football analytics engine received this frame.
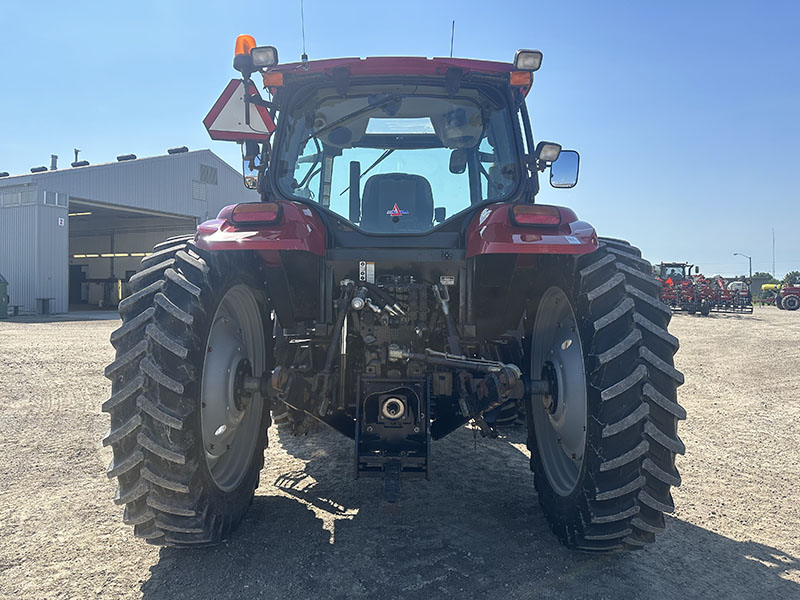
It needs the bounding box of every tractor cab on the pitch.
[204,39,580,237]
[657,262,695,283]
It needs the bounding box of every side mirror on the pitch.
[242,142,262,190]
[549,150,579,188]
[449,149,467,174]
[695,266,700,274]
[434,207,446,223]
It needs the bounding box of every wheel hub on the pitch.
[530,287,588,497]
[541,361,559,414]
[200,285,265,492]
[233,358,253,411]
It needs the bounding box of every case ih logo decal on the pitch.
[386,204,409,216]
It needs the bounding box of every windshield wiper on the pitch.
[339,149,395,196]
[302,95,401,145]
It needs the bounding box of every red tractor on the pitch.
[656,262,713,315]
[775,284,800,311]
[102,37,684,552]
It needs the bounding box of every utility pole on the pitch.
[772,228,776,277]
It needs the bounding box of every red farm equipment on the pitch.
[656,262,713,315]
[656,263,752,315]
[101,37,685,552]
[767,283,800,311]
[711,277,754,314]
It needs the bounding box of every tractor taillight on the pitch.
[231,202,282,225]
[511,204,561,227]
[510,71,532,87]
[262,71,284,87]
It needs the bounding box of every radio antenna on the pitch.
[450,20,455,58]
[300,0,308,66]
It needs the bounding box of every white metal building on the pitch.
[0,150,256,314]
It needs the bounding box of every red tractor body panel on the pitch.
[465,204,597,257]
[195,201,597,260]
[195,202,327,260]
[780,285,800,298]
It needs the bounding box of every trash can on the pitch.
[0,273,8,319]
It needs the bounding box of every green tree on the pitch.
[783,271,800,285]
[753,271,780,284]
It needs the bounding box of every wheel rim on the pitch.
[530,287,587,497]
[201,284,265,492]
[786,296,799,310]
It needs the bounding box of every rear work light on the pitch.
[514,49,543,72]
[511,204,561,227]
[231,202,283,225]
[251,46,279,69]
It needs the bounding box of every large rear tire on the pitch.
[103,237,272,546]
[526,238,685,551]
[783,295,800,311]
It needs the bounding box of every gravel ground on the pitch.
[0,308,798,599]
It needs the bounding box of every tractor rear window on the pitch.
[275,86,521,233]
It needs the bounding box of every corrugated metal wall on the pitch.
[0,150,256,313]
[0,204,38,312]
[27,150,256,220]
[36,203,69,314]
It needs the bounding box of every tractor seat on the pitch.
[360,173,434,232]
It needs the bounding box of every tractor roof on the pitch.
[269,56,517,78]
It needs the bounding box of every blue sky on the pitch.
[1,1,797,277]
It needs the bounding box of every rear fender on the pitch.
[195,201,327,263]
[465,203,597,258]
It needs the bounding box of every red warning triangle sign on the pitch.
[203,79,275,142]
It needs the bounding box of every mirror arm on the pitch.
[530,155,548,173]
[257,144,270,196]
[241,76,276,128]
[245,93,276,111]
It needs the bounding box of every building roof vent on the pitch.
[116,154,137,162]
[167,146,189,154]
[71,161,90,167]
[31,166,48,173]
[0,172,9,178]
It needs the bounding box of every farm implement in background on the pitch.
[655,262,753,315]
